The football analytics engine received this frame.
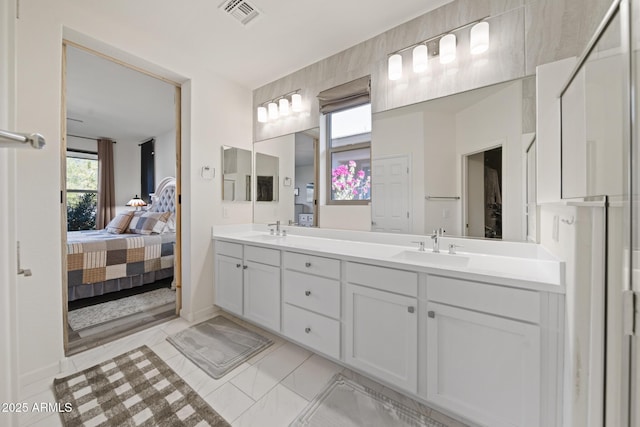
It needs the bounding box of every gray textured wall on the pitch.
[253,0,612,142]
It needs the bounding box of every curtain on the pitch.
[96,138,116,229]
[317,75,370,114]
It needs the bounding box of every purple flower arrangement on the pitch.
[331,160,371,200]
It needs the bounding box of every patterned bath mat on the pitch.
[167,315,273,379]
[68,288,176,331]
[290,374,448,427]
[53,345,229,427]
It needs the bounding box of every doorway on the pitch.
[62,41,182,354]
[464,146,502,239]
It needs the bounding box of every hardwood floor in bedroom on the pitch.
[66,279,177,355]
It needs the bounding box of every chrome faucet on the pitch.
[431,228,445,253]
[268,220,281,236]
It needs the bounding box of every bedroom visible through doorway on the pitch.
[62,41,182,355]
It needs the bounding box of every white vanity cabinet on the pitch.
[214,241,281,330]
[345,262,419,393]
[426,275,542,427]
[243,246,281,331]
[282,252,341,359]
[214,241,244,315]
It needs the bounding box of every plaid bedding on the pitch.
[67,230,175,287]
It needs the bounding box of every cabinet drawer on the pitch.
[215,240,242,258]
[245,245,281,266]
[284,270,340,319]
[428,275,540,323]
[284,252,340,279]
[346,262,418,297]
[283,304,340,359]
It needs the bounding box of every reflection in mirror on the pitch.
[295,129,319,226]
[464,146,502,239]
[372,76,535,242]
[256,153,279,201]
[253,134,296,225]
[561,8,623,199]
[222,146,252,202]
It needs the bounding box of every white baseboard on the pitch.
[180,304,218,323]
[20,360,60,390]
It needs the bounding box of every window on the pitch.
[327,103,372,203]
[66,150,98,231]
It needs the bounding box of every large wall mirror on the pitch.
[253,76,536,242]
[222,146,252,202]
[253,134,294,224]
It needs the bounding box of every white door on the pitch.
[426,302,540,427]
[371,156,410,233]
[243,260,281,331]
[215,254,243,315]
[345,283,417,392]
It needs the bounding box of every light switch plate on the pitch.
[201,166,215,180]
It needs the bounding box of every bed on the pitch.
[66,177,177,301]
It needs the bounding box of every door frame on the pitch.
[61,40,183,354]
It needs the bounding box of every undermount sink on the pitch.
[391,250,470,267]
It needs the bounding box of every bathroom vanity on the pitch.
[212,226,565,427]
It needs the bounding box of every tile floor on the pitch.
[16,312,467,427]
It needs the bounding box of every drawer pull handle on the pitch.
[305,262,312,268]
[243,265,248,270]
[407,306,415,314]
[236,263,242,268]
[305,290,311,296]
[428,310,435,318]
[305,327,311,334]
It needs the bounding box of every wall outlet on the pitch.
[442,208,450,219]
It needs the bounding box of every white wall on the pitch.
[294,165,314,213]
[154,128,176,185]
[113,138,140,205]
[13,0,252,386]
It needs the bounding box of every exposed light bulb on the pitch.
[412,44,429,73]
[257,106,268,123]
[439,34,457,64]
[268,102,279,120]
[388,54,403,81]
[279,98,290,116]
[291,93,302,112]
[470,21,490,55]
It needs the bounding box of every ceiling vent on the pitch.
[219,0,260,26]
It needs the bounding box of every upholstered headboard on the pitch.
[149,177,176,214]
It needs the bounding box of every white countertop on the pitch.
[212,225,565,293]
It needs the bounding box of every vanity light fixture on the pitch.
[291,93,302,112]
[470,21,490,55]
[256,89,303,123]
[412,44,429,73]
[439,34,457,64]
[387,16,490,80]
[279,98,290,116]
[268,102,279,120]
[388,54,403,80]
[257,106,268,123]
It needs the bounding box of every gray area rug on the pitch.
[167,315,273,379]
[290,374,448,427]
[53,345,230,426]
[68,288,176,331]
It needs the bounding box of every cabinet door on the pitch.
[426,302,540,427]
[215,254,243,315]
[244,261,281,331]
[345,283,417,392]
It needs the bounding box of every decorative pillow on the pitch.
[162,213,177,233]
[105,211,135,234]
[128,211,171,235]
